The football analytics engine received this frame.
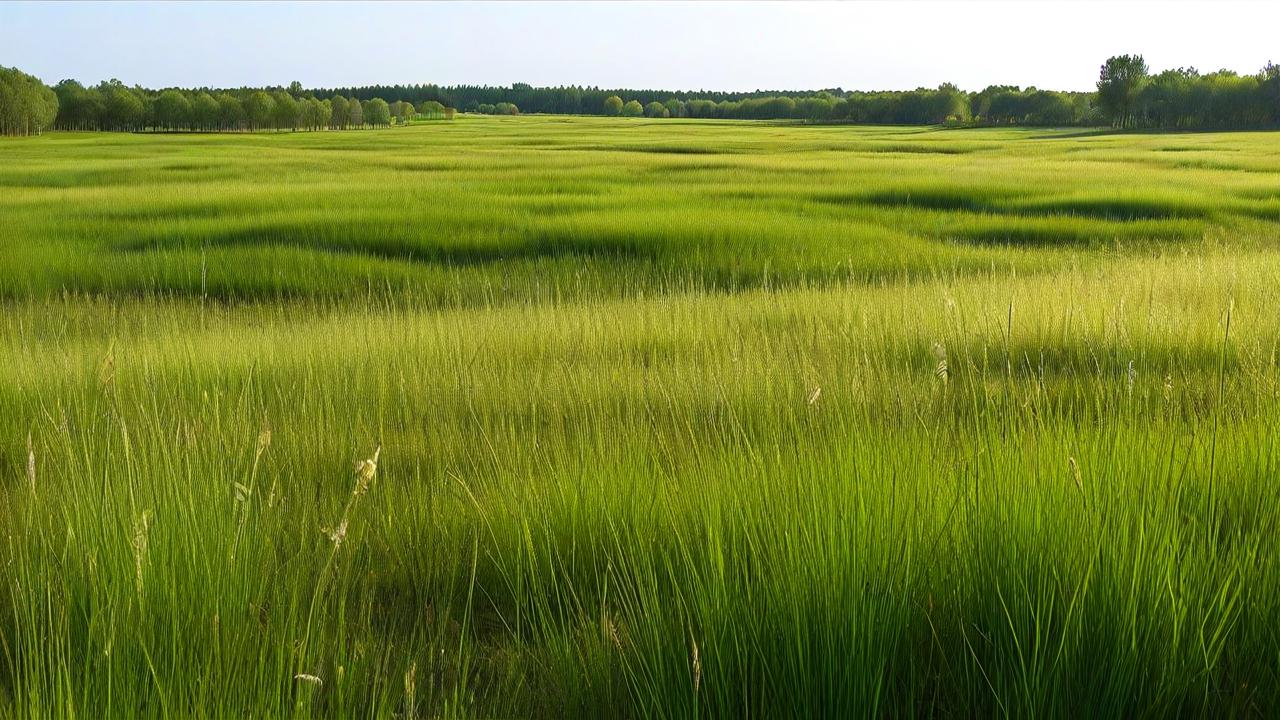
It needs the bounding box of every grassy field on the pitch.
[3,116,1280,717]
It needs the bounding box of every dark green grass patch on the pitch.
[950,216,1202,246]
[1009,196,1213,221]
[848,185,1022,212]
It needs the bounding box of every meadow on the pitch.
[3,116,1280,717]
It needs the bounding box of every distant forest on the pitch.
[2,55,1278,136]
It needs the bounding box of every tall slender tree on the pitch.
[1098,54,1150,128]
[0,66,59,135]
[192,92,220,131]
[244,91,274,131]
[329,94,349,129]
[348,96,364,128]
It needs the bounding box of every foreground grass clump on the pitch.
[3,117,1280,716]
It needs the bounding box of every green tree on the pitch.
[244,91,274,131]
[348,95,363,127]
[621,99,644,117]
[664,98,686,118]
[971,85,1019,121]
[271,90,298,130]
[388,100,411,124]
[317,98,332,130]
[932,83,970,123]
[53,79,101,130]
[418,100,446,119]
[97,82,144,131]
[644,101,669,118]
[154,89,192,131]
[1097,54,1149,127]
[363,98,391,126]
[685,99,718,118]
[0,66,59,136]
[1263,63,1280,125]
[796,96,834,122]
[192,92,220,131]
[329,95,348,129]
[301,97,324,130]
[216,93,244,131]
[602,95,623,116]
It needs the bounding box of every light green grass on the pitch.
[3,117,1280,717]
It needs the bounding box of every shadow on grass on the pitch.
[115,223,664,267]
[821,189,1213,222]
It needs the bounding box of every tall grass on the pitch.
[2,118,1280,716]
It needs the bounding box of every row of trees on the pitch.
[1097,55,1280,129]
[315,81,845,117]
[597,85,1086,125]
[324,58,1280,129]
[4,56,1278,134]
[0,66,59,135]
[474,102,519,115]
[49,80,444,132]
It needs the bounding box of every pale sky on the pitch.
[1,1,1276,93]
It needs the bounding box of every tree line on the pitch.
[0,66,59,136]
[3,55,1278,136]
[1097,55,1280,129]
[584,85,1092,125]
[45,80,451,133]
[306,58,1280,129]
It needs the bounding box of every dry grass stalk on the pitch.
[354,445,381,496]
[690,632,702,694]
[26,431,35,495]
[404,662,417,717]
[133,509,152,596]
[323,519,348,548]
[932,342,949,385]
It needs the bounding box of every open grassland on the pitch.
[4,118,1280,302]
[3,117,1280,717]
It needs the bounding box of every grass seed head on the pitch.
[98,344,116,391]
[404,662,417,710]
[323,519,348,548]
[133,509,153,595]
[807,386,822,406]
[690,632,702,693]
[932,342,949,385]
[603,614,624,652]
[26,431,35,494]
[354,445,381,495]
[256,424,272,457]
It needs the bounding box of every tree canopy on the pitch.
[1098,54,1150,128]
[363,98,392,127]
[0,66,59,136]
[25,73,450,133]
